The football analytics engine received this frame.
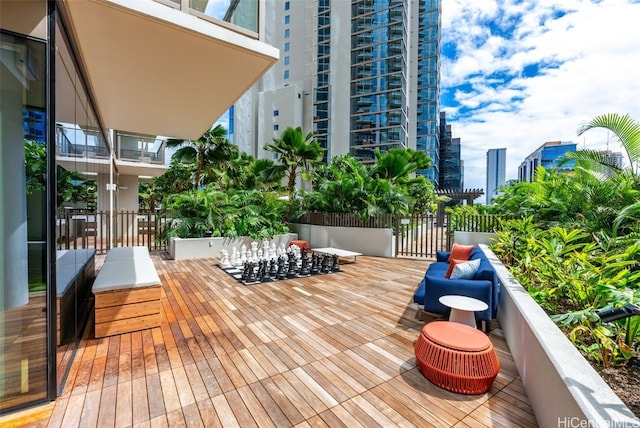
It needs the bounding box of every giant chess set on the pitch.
[217,240,341,285]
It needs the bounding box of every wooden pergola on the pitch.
[436,188,485,226]
[436,188,485,206]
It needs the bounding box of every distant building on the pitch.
[230,0,443,185]
[486,148,506,204]
[438,112,463,190]
[518,141,576,182]
[599,150,624,177]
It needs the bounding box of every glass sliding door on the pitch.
[0,31,49,412]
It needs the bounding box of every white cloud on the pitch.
[441,0,640,196]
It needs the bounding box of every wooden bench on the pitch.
[92,246,161,338]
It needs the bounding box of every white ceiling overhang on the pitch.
[60,0,278,140]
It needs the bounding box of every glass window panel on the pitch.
[189,0,258,33]
[0,32,48,412]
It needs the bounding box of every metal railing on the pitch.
[58,208,502,258]
[395,213,449,258]
[295,212,394,228]
[56,209,170,254]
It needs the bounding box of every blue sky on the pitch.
[440,0,640,194]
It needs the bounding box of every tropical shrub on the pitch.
[298,150,436,219]
[487,113,640,368]
[163,188,290,240]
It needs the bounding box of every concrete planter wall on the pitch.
[289,223,394,257]
[453,231,496,246]
[169,232,298,260]
[480,245,640,427]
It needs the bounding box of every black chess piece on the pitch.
[310,253,320,274]
[321,254,331,273]
[256,261,265,282]
[260,260,271,281]
[269,259,277,277]
[247,261,257,282]
[331,254,340,272]
[241,262,251,281]
[300,254,310,275]
[287,258,297,278]
[277,256,287,280]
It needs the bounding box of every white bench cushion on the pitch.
[105,246,150,262]
[93,259,160,292]
[56,249,96,297]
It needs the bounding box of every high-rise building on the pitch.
[0,0,277,414]
[518,141,577,182]
[599,150,624,177]
[438,112,463,190]
[486,148,506,204]
[230,0,442,184]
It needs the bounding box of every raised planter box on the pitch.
[289,223,393,257]
[481,245,640,427]
[169,233,298,260]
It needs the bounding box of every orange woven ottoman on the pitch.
[288,240,310,250]
[414,321,500,394]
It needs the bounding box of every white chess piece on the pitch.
[270,242,277,259]
[240,244,247,263]
[220,249,231,268]
[290,244,300,259]
[251,241,259,261]
[231,247,241,266]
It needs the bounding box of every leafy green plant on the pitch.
[568,323,632,368]
[264,126,323,197]
[163,188,290,240]
[300,151,436,219]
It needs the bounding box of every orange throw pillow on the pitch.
[448,243,474,262]
[445,258,465,278]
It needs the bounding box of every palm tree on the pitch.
[166,124,230,189]
[565,113,640,233]
[264,126,323,196]
[567,113,640,178]
[372,148,432,182]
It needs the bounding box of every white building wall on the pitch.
[232,89,258,157]
[117,175,139,212]
[325,0,352,159]
[257,85,304,160]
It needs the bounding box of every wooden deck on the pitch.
[20,253,537,427]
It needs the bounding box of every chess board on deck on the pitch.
[218,252,341,286]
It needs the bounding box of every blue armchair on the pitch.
[413,247,499,322]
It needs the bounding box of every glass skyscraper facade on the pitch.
[415,0,441,184]
[314,0,332,162]
[234,0,443,185]
[439,112,463,190]
[348,0,407,164]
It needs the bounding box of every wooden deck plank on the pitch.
[19,253,536,428]
[114,380,132,428]
[131,376,150,425]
